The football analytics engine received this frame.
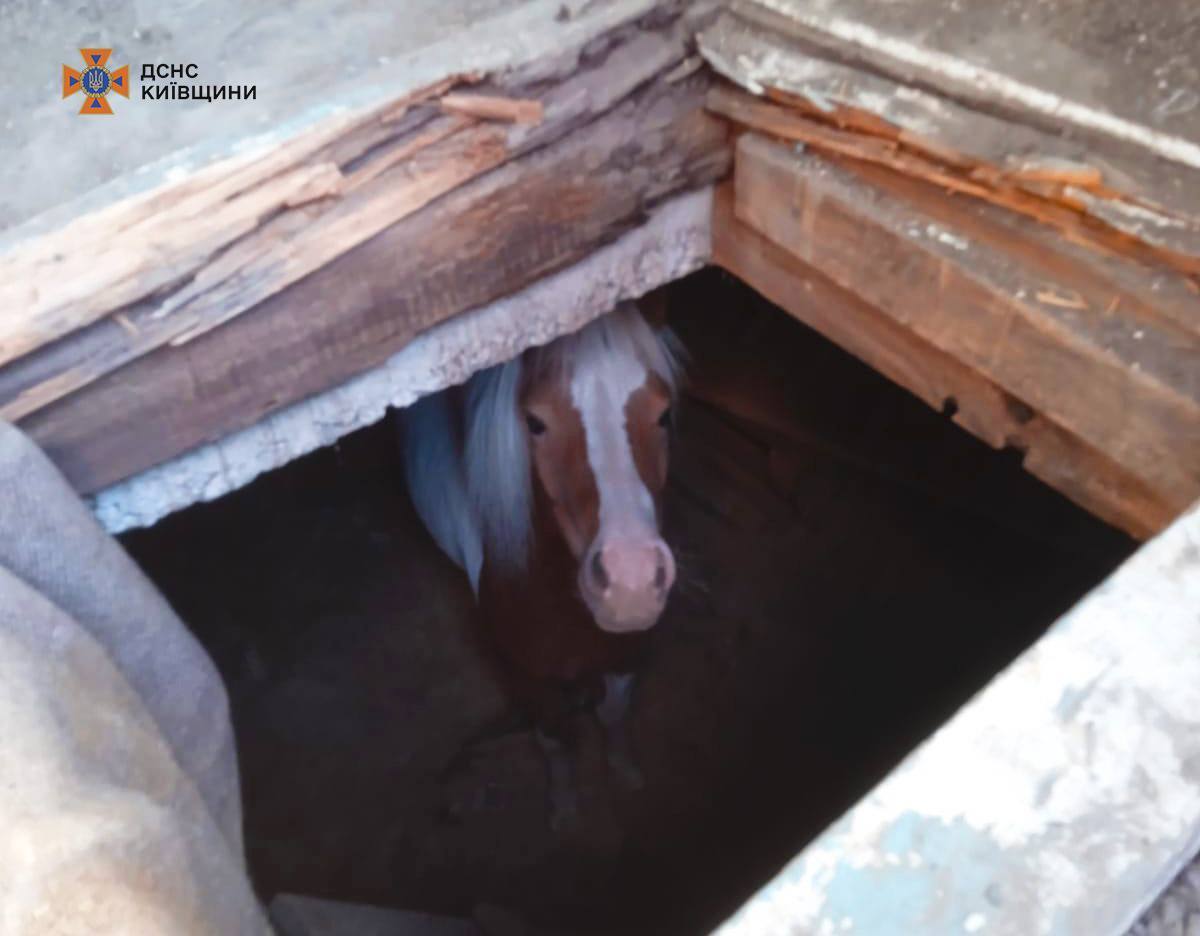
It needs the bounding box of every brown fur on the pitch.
[477,367,672,741]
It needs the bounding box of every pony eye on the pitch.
[526,413,547,436]
[657,407,673,429]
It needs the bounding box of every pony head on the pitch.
[465,302,682,633]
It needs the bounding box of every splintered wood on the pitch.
[439,92,544,125]
[0,85,551,423]
[710,125,1200,538]
[697,0,1200,542]
[706,86,1200,284]
[0,73,485,420]
[0,1,728,496]
[711,184,1179,539]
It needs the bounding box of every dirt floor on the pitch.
[122,269,1134,936]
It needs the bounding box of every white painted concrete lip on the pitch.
[717,500,1200,936]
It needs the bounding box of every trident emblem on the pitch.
[63,48,129,115]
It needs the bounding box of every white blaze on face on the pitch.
[570,340,671,632]
[571,346,656,547]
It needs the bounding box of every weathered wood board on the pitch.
[0,1,728,496]
[700,0,1195,540]
[711,128,1200,539]
[711,184,1179,539]
[697,0,1200,542]
[89,190,714,534]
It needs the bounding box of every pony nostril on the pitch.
[654,562,667,590]
[591,551,610,592]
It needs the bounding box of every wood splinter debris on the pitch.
[112,313,140,338]
[440,92,544,125]
[665,56,705,84]
[1035,288,1088,310]
[1002,161,1105,189]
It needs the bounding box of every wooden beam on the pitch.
[711,183,1175,539]
[726,133,1200,524]
[0,106,483,422]
[88,191,714,534]
[706,86,1200,282]
[18,73,728,495]
[0,74,467,370]
[0,12,713,423]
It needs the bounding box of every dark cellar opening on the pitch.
[121,267,1134,936]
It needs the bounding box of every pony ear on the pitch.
[636,285,671,331]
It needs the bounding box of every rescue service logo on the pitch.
[62,48,130,115]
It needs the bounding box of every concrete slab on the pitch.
[745,0,1200,161]
[1,0,527,230]
[704,1,1200,256]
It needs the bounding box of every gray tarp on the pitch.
[0,421,269,934]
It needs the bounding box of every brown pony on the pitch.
[403,302,682,826]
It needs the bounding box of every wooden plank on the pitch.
[18,76,729,495]
[707,85,1200,282]
[88,191,713,534]
[711,183,1174,538]
[729,134,1200,520]
[0,8,703,421]
[0,75,468,368]
[705,80,1200,369]
[828,156,1200,353]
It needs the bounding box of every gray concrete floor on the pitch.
[0,0,520,231]
[797,0,1200,146]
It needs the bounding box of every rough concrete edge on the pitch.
[1128,853,1200,934]
[90,187,713,534]
[716,499,1200,936]
[0,0,660,249]
[700,8,1200,257]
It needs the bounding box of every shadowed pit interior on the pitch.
[121,268,1133,936]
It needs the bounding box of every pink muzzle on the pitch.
[580,536,676,633]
